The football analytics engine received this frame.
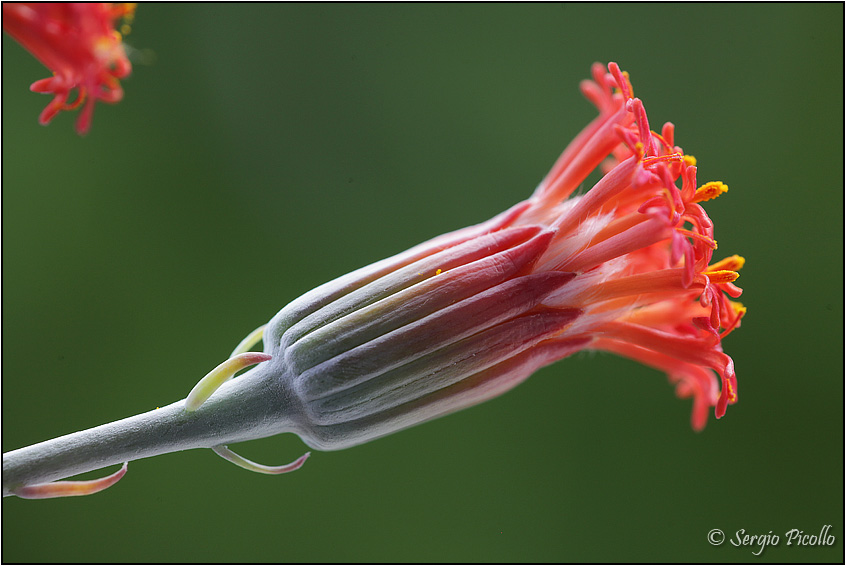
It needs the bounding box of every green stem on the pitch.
[2,366,300,497]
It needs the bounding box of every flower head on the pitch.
[255,62,744,449]
[3,2,136,135]
[2,62,748,498]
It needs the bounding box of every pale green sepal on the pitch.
[185,352,272,412]
[230,324,266,357]
[212,445,310,474]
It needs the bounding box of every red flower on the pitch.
[2,62,748,498]
[249,63,745,446]
[3,3,135,134]
[517,63,745,430]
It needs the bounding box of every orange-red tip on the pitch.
[13,463,128,499]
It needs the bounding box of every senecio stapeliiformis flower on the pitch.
[2,62,745,499]
[2,2,136,135]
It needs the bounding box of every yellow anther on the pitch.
[643,152,684,167]
[702,270,739,284]
[435,268,442,276]
[693,181,728,203]
[725,380,737,403]
[732,301,747,316]
[683,155,697,167]
[709,254,745,272]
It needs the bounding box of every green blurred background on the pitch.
[2,3,842,563]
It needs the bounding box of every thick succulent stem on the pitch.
[2,366,299,497]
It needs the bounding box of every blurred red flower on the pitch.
[3,3,135,134]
